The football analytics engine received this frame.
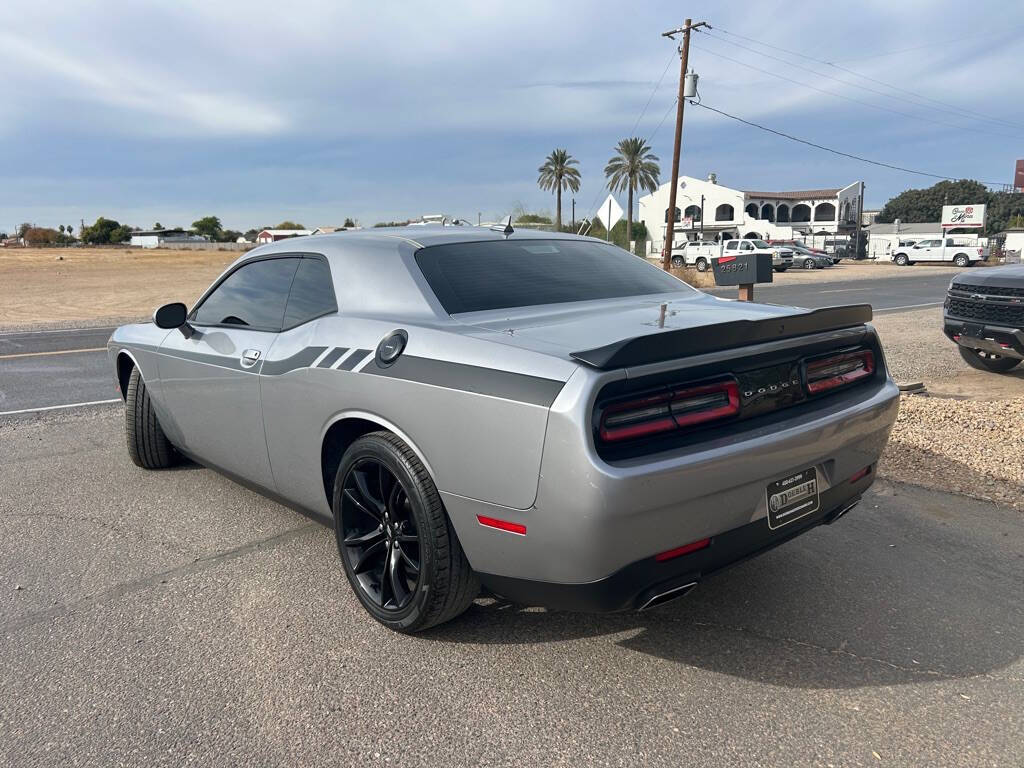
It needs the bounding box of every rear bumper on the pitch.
[478,470,873,612]
[944,317,1024,360]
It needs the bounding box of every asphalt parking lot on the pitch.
[2,406,1022,767]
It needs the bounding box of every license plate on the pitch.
[766,468,820,530]
[962,322,984,339]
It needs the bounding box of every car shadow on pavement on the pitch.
[426,515,1022,690]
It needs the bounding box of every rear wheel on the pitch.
[958,346,1022,373]
[695,257,708,272]
[671,255,684,268]
[333,432,478,632]
[894,253,909,266]
[953,253,970,268]
[125,367,179,469]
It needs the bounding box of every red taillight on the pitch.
[805,349,875,394]
[599,379,740,442]
[849,465,871,483]
[655,537,711,562]
[477,515,526,535]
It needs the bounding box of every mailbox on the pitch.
[711,252,774,286]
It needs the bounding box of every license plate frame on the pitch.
[766,467,820,530]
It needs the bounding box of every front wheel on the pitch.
[333,432,479,632]
[125,367,179,469]
[894,254,909,266]
[695,257,708,272]
[957,346,1022,373]
[953,254,970,268]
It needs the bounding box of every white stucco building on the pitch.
[637,174,864,255]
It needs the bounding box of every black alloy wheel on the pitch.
[957,345,1022,373]
[339,457,421,612]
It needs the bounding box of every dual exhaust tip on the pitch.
[638,580,698,611]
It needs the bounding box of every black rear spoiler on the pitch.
[570,304,873,370]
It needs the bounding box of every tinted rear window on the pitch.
[283,257,338,328]
[415,239,689,314]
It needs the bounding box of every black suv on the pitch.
[944,265,1024,373]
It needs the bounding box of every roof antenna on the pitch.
[489,215,515,238]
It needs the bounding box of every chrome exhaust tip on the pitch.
[638,581,698,611]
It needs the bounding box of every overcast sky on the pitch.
[2,0,1023,232]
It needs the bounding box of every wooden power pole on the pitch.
[661,19,708,271]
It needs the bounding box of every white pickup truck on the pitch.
[665,238,794,272]
[891,238,988,267]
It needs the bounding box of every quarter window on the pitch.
[191,257,299,330]
[284,257,338,328]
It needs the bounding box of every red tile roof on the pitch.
[742,189,841,200]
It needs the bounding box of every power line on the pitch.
[710,26,1024,132]
[628,50,677,138]
[690,41,1023,140]
[688,99,1007,186]
[695,28,1023,136]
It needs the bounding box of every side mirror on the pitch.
[154,302,187,329]
[154,302,193,337]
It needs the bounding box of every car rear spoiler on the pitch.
[570,304,873,370]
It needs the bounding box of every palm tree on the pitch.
[604,138,660,253]
[537,149,581,230]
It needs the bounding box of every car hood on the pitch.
[951,264,1024,289]
[458,292,809,358]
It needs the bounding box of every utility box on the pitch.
[711,252,774,286]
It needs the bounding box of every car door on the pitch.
[158,255,300,486]
[260,255,342,514]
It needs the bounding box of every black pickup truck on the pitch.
[944,265,1024,373]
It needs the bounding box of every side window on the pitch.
[191,257,299,330]
[945,238,954,247]
[283,257,338,329]
[740,242,754,251]
[725,241,738,251]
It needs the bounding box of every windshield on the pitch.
[751,240,771,249]
[415,239,692,314]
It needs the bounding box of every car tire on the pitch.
[953,254,970,268]
[333,431,479,633]
[671,255,684,268]
[125,366,179,469]
[894,254,909,266]
[775,267,787,272]
[803,258,815,269]
[695,257,708,272]
[957,346,1022,373]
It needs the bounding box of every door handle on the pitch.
[240,348,262,368]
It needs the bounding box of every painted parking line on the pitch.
[0,399,121,417]
[0,325,115,336]
[0,347,107,361]
[874,302,944,313]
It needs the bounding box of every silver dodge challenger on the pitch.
[108,226,900,632]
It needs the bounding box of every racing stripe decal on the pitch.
[317,347,348,368]
[363,355,564,407]
[338,349,371,371]
[261,346,328,376]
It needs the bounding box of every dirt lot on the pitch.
[0,247,239,329]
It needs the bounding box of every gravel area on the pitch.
[870,306,1024,508]
[880,395,1024,510]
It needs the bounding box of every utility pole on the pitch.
[661,18,709,270]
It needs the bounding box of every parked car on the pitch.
[108,227,899,632]
[665,240,719,269]
[892,238,988,267]
[943,264,1024,373]
[769,241,832,270]
[723,238,794,272]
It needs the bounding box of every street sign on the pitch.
[596,194,623,230]
[678,216,693,231]
[942,204,986,229]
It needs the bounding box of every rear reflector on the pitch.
[849,465,871,483]
[599,379,739,442]
[476,515,526,535]
[805,349,875,394]
[655,537,711,562]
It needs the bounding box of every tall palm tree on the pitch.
[604,138,660,252]
[537,149,581,230]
